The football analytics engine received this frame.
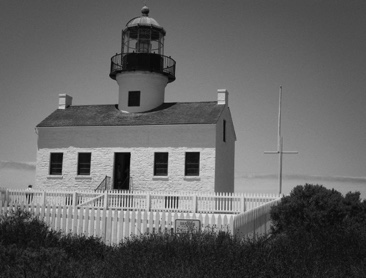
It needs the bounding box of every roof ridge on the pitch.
[68,101,217,107]
[37,101,224,127]
[68,104,117,107]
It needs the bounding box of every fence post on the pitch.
[241,194,245,213]
[42,191,46,205]
[5,189,9,204]
[253,209,257,240]
[104,191,108,209]
[146,194,151,211]
[73,192,77,208]
[192,195,197,213]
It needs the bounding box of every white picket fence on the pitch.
[0,195,282,245]
[0,201,237,245]
[233,198,281,239]
[0,188,280,214]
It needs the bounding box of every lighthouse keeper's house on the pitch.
[35,6,236,193]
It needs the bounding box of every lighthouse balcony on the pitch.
[110,53,176,82]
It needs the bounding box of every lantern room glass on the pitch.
[122,27,165,55]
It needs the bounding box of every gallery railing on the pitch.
[110,53,176,82]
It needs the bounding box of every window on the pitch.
[154,152,168,176]
[50,153,63,175]
[223,119,226,142]
[185,152,200,176]
[78,153,91,175]
[128,91,140,107]
[136,40,151,53]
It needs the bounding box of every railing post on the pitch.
[104,191,108,209]
[192,195,197,213]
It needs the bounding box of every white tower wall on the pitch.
[116,71,168,113]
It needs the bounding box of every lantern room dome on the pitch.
[125,6,165,33]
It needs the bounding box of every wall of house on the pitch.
[214,107,236,193]
[36,125,217,192]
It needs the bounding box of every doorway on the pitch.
[114,153,131,190]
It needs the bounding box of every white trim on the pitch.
[184,176,201,181]
[47,176,63,179]
[152,176,169,181]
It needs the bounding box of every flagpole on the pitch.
[278,87,282,195]
[264,86,298,195]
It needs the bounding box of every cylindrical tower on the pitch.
[110,6,176,113]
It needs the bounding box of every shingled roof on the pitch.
[37,102,225,127]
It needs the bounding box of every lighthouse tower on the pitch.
[109,6,176,113]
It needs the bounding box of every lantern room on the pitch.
[110,6,176,83]
[122,6,165,55]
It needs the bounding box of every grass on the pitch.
[0,208,366,277]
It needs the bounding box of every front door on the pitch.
[114,153,131,190]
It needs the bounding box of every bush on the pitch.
[0,245,71,278]
[0,208,61,249]
[1,199,366,277]
[268,184,366,277]
[0,208,111,277]
[107,231,249,277]
[58,233,108,261]
[270,184,366,236]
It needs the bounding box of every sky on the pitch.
[0,0,365,198]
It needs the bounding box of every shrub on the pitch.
[0,208,111,277]
[1,201,366,277]
[268,184,366,277]
[270,184,366,236]
[0,244,72,278]
[107,231,246,277]
[0,208,61,249]
[58,233,108,261]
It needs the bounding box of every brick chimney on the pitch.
[58,94,73,109]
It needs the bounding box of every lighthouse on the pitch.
[109,6,176,113]
[36,6,236,193]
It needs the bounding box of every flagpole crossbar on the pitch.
[264,152,298,154]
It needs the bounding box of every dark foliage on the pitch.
[0,208,61,249]
[268,184,366,277]
[270,184,366,236]
[1,191,366,278]
[0,209,111,277]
